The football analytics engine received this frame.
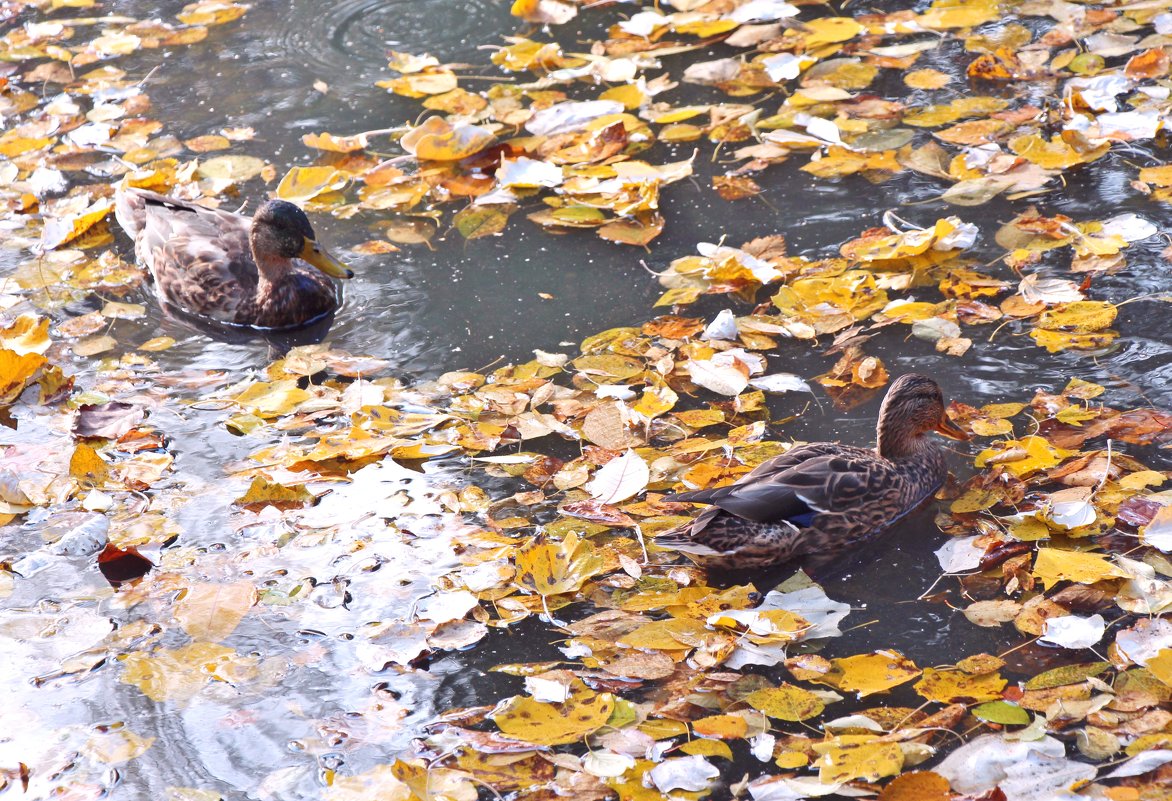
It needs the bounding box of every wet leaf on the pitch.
[515,532,605,597]
[173,581,256,641]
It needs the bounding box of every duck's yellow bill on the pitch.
[935,416,970,441]
[300,237,354,279]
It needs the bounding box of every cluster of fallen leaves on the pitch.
[206,0,1172,254]
[5,0,1172,799]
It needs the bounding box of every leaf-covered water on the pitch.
[4,0,1172,799]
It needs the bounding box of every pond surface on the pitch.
[4,0,1172,799]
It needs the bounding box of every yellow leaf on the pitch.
[680,738,734,759]
[618,617,711,651]
[380,69,459,98]
[803,17,865,49]
[0,314,50,356]
[1010,133,1110,170]
[276,166,348,203]
[1033,548,1128,589]
[324,764,411,801]
[1147,649,1172,687]
[83,729,154,765]
[692,714,748,739]
[904,69,951,89]
[302,131,370,153]
[120,642,256,702]
[514,531,604,596]
[492,685,614,745]
[39,197,114,250]
[70,442,109,487]
[173,581,256,641]
[600,83,645,111]
[789,651,921,697]
[813,735,903,783]
[1030,328,1118,353]
[196,155,267,185]
[743,684,825,721]
[903,97,1009,127]
[0,348,47,404]
[918,0,1002,30]
[913,667,1006,703]
[974,435,1072,477]
[1139,164,1172,187]
[234,379,311,418]
[877,772,951,801]
[178,1,249,25]
[1037,301,1117,332]
[235,476,314,508]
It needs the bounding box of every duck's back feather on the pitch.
[657,441,946,569]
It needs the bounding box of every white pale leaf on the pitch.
[935,734,1066,796]
[750,733,776,761]
[582,751,636,778]
[687,358,749,396]
[595,384,636,400]
[1101,212,1158,241]
[526,100,624,136]
[496,157,564,189]
[1114,617,1172,665]
[758,585,851,640]
[935,535,984,574]
[727,0,799,23]
[1105,750,1172,778]
[617,10,667,36]
[587,449,649,505]
[823,714,885,732]
[1039,614,1106,649]
[701,309,738,341]
[749,373,811,394]
[683,58,741,85]
[748,775,869,800]
[801,114,842,144]
[1049,495,1096,529]
[1139,503,1172,552]
[525,675,571,703]
[762,53,807,82]
[1000,749,1096,801]
[649,755,719,793]
[414,590,479,624]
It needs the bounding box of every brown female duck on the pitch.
[655,374,968,570]
[114,188,353,330]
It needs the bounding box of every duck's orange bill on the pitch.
[300,237,354,279]
[935,416,970,440]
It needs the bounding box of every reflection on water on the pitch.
[7,0,1172,797]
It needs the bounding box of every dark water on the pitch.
[5,1,1172,798]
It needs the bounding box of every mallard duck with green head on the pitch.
[655,374,969,570]
[114,188,353,330]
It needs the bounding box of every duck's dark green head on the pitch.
[252,199,353,279]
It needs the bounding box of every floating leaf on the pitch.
[514,532,605,597]
[743,684,825,721]
[173,581,256,641]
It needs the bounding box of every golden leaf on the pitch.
[813,735,903,783]
[743,684,826,721]
[514,531,605,597]
[1033,548,1127,589]
[492,685,614,745]
[173,581,256,641]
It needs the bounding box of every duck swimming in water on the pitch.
[655,374,968,570]
[114,187,353,330]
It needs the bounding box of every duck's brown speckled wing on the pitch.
[116,188,258,324]
[666,442,873,522]
[656,443,907,567]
